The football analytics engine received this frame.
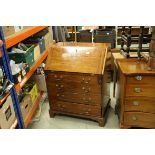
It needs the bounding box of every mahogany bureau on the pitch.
[44,43,110,126]
[116,58,155,128]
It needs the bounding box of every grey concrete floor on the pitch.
[28,83,119,129]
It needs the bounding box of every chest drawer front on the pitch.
[126,75,155,85]
[52,101,101,117]
[46,81,101,94]
[50,92,101,105]
[46,72,102,85]
[124,112,155,128]
[125,85,155,98]
[124,98,155,113]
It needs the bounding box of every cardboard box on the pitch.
[2,26,24,38]
[33,74,47,92]
[34,44,41,61]
[23,26,34,30]
[0,95,16,129]
[20,94,32,121]
[44,32,52,50]
[2,26,15,37]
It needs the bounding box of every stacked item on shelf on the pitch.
[0,62,14,100]
[23,27,52,55]
[31,63,47,92]
[120,26,152,58]
[0,26,50,129]
[10,60,30,84]
[8,43,34,67]
[2,26,24,38]
[0,78,14,99]
[0,95,16,128]
[94,28,116,48]
[18,81,39,122]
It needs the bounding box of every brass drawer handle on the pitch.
[85,111,89,114]
[133,101,139,106]
[60,85,64,88]
[85,81,89,84]
[56,84,59,87]
[57,94,60,97]
[56,79,61,81]
[61,94,65,97]
[135,75,142,81]
[132,116,137,121]
[134,88,141,93]
[82,87,85,90]
[54,75,57,78]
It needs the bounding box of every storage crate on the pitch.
[20,94,32,121]
[23,37,45,54]
[34,45,40,61]
[25,83,39,105]
[8,45,34,67]
[0,95,16,129]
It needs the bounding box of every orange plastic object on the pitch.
[15,50,48,93]
[24,91,44,128]
[6,26,48,49]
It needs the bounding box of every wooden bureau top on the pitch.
[45,43,108,74]
[117,58,155,75]
[55,42,111,48]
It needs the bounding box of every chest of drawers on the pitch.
[116,59,155,128]
[45,43,110,126]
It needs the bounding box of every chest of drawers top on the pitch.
[45,43,108,75]
[117,58,155,75]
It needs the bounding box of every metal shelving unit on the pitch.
[0,26,49,129]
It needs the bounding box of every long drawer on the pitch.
[124,112,155,128]
[124,98,155,113]
[125,85,155,98]
[46,81,101,94]
[126,75,155,85]
[46,72,102,85]
[49,92,101,105]
[52,101,101,117]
